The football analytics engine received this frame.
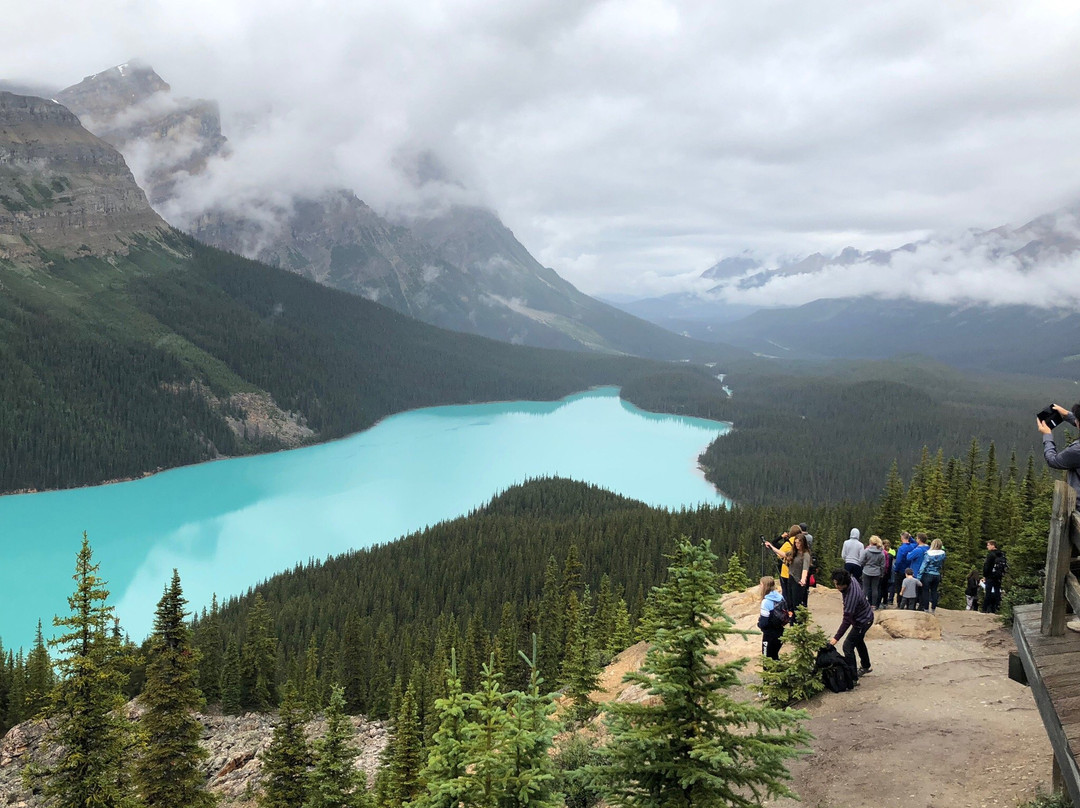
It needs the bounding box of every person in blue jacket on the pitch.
[918,539,947,613]
[889,532,913,608]
[906,533,929,607]
[757,576,786,660]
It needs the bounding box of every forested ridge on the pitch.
[624,359,1073,504]
[0,232,726,493]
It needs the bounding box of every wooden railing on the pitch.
[1012,480,1080,806]
[1041,480,1080,635]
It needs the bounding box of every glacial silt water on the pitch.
[0,388,729,649]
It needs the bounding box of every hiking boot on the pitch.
[859,666,873,676]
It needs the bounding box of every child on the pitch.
[965,568,981,611]
[899,567,922,610]
[757,576,786,660]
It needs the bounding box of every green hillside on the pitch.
[0,231,728,493]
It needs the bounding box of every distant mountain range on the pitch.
[616,205,1080,377]
[52,62,717,360]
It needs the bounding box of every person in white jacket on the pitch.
[841,528,865,582]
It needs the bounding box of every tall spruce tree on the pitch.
[195,594,224,704]
[501,637,560,808]
[306,685,370,808]
[462,660,507,808]
[409,651,469,808]
[260,682,311,808]
[136,570,215,808]
[221,638,243,715]
[384,679,424,807]
[24,619,54,717]
[592,536,811,808]
[242,594,277,711]
[41,533,137,808]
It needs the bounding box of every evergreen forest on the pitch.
[0,439,1056,740]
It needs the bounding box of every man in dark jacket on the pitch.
[829,569,874,677]
[1039,403,1080,499]
[982,540,1006,614]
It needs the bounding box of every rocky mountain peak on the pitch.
[56,61,170,121]
[0,91,168,261]
[56,63,227,206]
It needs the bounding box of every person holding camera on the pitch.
[1038,403,1080,498]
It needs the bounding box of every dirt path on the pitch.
[596,587,1054,808]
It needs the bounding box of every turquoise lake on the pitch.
[0,388,730,650]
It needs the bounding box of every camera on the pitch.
[1038,406,1063,429]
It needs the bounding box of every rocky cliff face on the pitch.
[0,704,387,806]
[0,92,168,261]
[56,63,228,206]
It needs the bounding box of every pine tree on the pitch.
[24,619,54,717]
[385,679,424,807]
[41,533,137,808]
[759,606,827,708]
[462,660,507,808]
[501,637,560,808]
[242,594,277,711]
[221,638,243,715]
[136,570,216,808]
[409,651,469,808]
[341,614,367,714]
[306,685,370,808]
[536,557,563,686]
[559,592,599,724]
[874,461,905,543]
[301,635,323,714]
[196,593,224,704]
[260,682,311,808]
[720,552,753,594]
[592,536,811,808]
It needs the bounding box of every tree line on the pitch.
[8,530,811,808]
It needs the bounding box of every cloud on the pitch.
[708,208,1080,308]
[4,0,1080,298]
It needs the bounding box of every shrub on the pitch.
[760,606,827,708]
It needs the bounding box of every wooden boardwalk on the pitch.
[1013,603,1080,807]
[1013,480,1080,807]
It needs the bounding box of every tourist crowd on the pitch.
[757,524,1008,685]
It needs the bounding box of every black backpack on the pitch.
[768,597,790,630]
[991,551,1008,580]
[757,597,790,632]
[816,645,857,693]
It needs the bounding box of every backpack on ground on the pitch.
[991,551,1008,580]
[816,645,857,693]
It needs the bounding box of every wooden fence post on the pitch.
[1042,480,1077,636]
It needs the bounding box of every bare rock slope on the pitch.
[0,706,387,806]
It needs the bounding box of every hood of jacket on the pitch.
[760,590,785,616]
[849,528,861,541]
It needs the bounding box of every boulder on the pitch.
[875,609,942,640]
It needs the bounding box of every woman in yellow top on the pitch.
[765,524,803,618]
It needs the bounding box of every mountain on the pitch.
[691,297,1080,377]
[0,91,727,494]
[0,92,168,261]
[615,204,1080,375]
[55,62,227,206]
[54,63,723,359]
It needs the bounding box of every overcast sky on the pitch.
[5,0,1080,300]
